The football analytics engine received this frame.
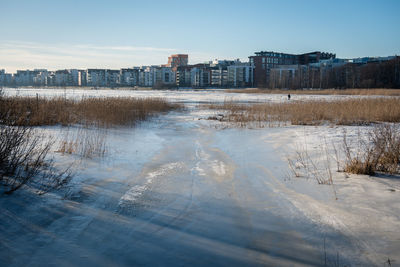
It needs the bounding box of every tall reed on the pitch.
[0,96,182,127]
[208,98,400,126]
[226,88,400,96]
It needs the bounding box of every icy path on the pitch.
[1,106,398,266]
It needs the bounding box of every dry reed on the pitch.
[207,98,400,126]
[56,127,107,158]
[226,88,400,96]
[0,96,182,127]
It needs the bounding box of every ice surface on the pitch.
[1,88,399,266]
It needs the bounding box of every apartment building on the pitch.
[190,64,211,88]
[54,70,71,86]
[249,51,335,88]
[227,63,254,87]
[86,69,107,87]
[209,60,232,87]
[138,66,155,87]
[176,66,192,87]
[13,70,40,86]
[120,68,139,86]
[210,68,228,87]
[106,70,121,87]
[167,54,188,70]
[154,67,176,87]
[0,69,12,86]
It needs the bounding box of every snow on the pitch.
[118,162,183,207]
[1,88,399,266]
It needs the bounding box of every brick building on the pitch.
[167,54,188,70]
[249,51,335,88]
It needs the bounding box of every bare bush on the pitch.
[344,124,400,175]
[0,123,72,195]
[0,90,72,195]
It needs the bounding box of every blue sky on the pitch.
[1,0,399,72]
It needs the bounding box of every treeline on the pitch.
[268,56,400,89]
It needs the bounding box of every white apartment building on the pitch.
[138,66,155,87]
[227,63,254,87]
[190,67,210,87]
[211,68,228,87]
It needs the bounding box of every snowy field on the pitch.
[1,88,399,266]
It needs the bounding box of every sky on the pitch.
[0,0,399,72]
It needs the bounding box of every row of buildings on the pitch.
[1,52,398,89]
[0,54,253,88]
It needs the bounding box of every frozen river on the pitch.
[1,88,399,266]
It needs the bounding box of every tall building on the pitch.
[167,54,188,70]
[249,51,335,88]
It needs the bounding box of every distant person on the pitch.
[288,94,291,100]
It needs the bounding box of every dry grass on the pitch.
[226,88,400,96]
[0,96,182,127]
[207,98,400,126]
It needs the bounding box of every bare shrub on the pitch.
[0,90,72,195]
[0,124,72,195]
[343,124,400,175]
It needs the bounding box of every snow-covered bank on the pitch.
[261,126,400,266]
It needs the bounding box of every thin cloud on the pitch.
[74,44,177,52]
[0,41,179,72]
[0,41,226,72]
